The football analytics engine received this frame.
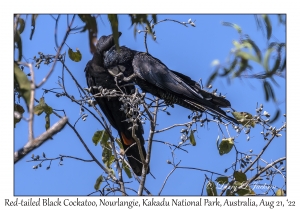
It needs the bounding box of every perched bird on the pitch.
[84,33,149,176]
[103,44,238,124]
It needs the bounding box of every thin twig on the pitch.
[52,111,119,183]
[154,122,193,133]
[36,15,75,88]
[158,161,181,195]
[27,154,94,163]
[138,98,159,195]
[176,166,226,177]
[243,123,286,174]
[53,15,60,48]
[150,139,188,153]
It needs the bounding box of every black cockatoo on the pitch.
[84,33,149,176]
[103,39,238,124]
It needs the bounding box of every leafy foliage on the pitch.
[92,130,114,169]
[233,171,247,182]
[30,15,39,40]
[33,97,53,130]
[218,138,234,155]
[108,15,120,50]
[208,15,285,122]
[206,181,218,196]
[68,48,82,62]
[129,14,157,39]
[14,104,25,127]
[78,14,98,53]
[14,17,24,61]
[14,63,31,110]
[232,112,255,128]
[189,130,196,146]
[94,175,103,191]
[215,176,228,185]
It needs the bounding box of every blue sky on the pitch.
[13,14,286,196]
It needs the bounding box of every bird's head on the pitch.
[96,32,122,54]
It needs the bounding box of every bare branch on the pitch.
[14,117,68,163]
[150,139,188,153]
[27,154,94,163]
[176,166,227,177]
[158,161,181,195]
[138,98,159,195]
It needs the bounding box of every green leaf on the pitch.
[14,104,25,127]
[189,130,196,146]
[235,51,260,63]
[263,80,276,102]
[232,181,253,196]
[102,147,113,168]
[232,40,242,49]
[108,14,120,50]
[122,161,132,179]
[275,189,285,196]
[100,130,110,146]
[44,105,53,115]
[107,154,115,169]
[206,181,218,196]
[94,175,103,191]
[269,109,280,124]
[14,104,25,114]
[128,14,156,39]
[33,97,45,115]
[242,39,262,62]
[263,46,274,72]
[222,22,242,34]
[14,29,22,61]
[33,104,44,115]
[68,48,82,62]
[233,171,247,182]
[17,18,25,34]
[14,63,31,109]
[226,189,235,196]
[78,14,98,53]
[233,58,248,78]
[269,55,281,75]
[263,81,270,101]
[218,138,234,155]
[92,130,103,146]
[232,112,255,128]
[215,176,229,185]
[30,14,38,40]
[115,138,124,150]
[39,97,46,106]
[33,97,53,130]
[262,15,272,40]
[236,187,251,196]
[45,114,50,130]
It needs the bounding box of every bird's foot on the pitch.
[123,73,137,82]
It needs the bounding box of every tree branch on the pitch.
[138,98,159,195]
[14,117,68,163]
